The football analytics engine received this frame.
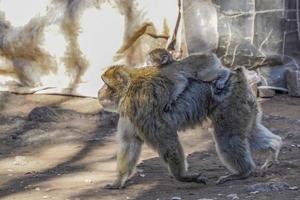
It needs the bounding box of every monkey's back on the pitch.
[120,68,212,141]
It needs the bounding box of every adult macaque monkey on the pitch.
[99,65,210,189]
[98,60,282,189]
[146,49,231,110]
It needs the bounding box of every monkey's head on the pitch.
[146,48,174,66]
[98,65,133,112]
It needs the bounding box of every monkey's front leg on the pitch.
[105,120,143,189]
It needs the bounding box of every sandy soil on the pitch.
[0,92,299,200]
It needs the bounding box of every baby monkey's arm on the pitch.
[164,74,188,112]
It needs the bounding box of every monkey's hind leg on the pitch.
[249,123,282,171]
[214,133,256,184]
[156,133,207,184]
[105,133,143,189]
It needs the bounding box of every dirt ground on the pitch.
[0,92,299,200]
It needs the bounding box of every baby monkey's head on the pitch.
[146,48,174,66]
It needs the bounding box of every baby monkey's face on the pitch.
[146,48,173,66]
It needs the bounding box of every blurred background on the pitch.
[0,0,299,97]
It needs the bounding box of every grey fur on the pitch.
[146,49,232,111]
[98,64,282,189]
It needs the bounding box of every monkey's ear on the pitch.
[161,55,170,65]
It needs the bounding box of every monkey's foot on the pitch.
[104,183,125,190]
[216,173,251,184]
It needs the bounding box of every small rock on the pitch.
[136,168,144,173]
[35,187,40,191]
[43,195,49,199]
[126,197,131,200]
[139,173,146,177]
[247,182,291,193]
[28,106,60,122]
[226,193,239,200]
[289,186,298,190]
[172,197,181,200]
[198,198,214,200]
[249,191,259,194]
[258,87,275,98]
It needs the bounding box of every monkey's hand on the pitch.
[213,78,227,94]
[211,78,231,103]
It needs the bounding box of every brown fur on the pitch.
[98,63,282,189]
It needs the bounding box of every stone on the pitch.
[286,70,300,97]
[258,87,275,98]
[226,193,239,200]
[247,182,292,193]
[171,197,182,200]
[28,107,59,122]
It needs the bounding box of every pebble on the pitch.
[247,181,293,192]
[139,173,146,177]
[289,186,298,190]
[171,197,181,200]
[198,198,214,200]
[226,193,239,200]
[35,187,40,191]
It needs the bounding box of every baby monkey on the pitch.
[146,48,231,111]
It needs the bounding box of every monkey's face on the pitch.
[98,65,130,113]
[98,84,121,113]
